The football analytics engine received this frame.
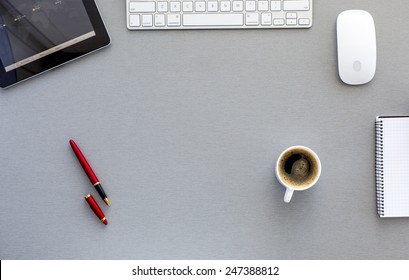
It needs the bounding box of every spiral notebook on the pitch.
[376,116,409,217]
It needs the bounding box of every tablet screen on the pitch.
[0,0,96,72]
[0,0,110,88]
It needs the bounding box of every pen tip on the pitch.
[104,198,111,207]
[103,219,108,225]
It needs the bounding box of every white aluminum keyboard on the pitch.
[127,0,312,30]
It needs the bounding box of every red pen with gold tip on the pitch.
[85,194,108,225]
[69,139,110,206]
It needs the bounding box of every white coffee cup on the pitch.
[275,146,321,203]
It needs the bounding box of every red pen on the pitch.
[85,194,108,225]
[70,139,110,206]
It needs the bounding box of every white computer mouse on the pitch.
[337,10,377,85]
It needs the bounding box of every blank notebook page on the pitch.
[379,117,409,217]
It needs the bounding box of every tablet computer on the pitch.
[0,0,110,88]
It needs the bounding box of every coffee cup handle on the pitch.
[284,188,294,203]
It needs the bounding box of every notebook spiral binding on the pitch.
[375,120,385,216]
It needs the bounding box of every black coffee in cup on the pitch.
[277,147,320,189]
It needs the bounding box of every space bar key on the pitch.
[183,14,244,26]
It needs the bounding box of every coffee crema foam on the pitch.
[277,148,319,189]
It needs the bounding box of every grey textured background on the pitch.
[1,0,409,259]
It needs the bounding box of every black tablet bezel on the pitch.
[0,0,110,88]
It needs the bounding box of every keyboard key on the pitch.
[270,1,281,11]
[261,13,272,25]
[258,1,269,11]
[157,1,168,12]
[299,18,310,25]
[208,1,218,12]
[195,1,206,12]
[170,2,181,12]
[286,12,297,19]
[283,0,310,11]
[273,18,284,25]
[168,14,181,26]
[142,14,153,26]
[130,2,156,13]
[183,13,244,26]
[245,13,259,25]
[232,1,244,11]
[129,14,140,27]
[155,14,165,26]
[183,1,193,12]
[245,1,256,11]
[286,19,297,25]
[220,1,231,12]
